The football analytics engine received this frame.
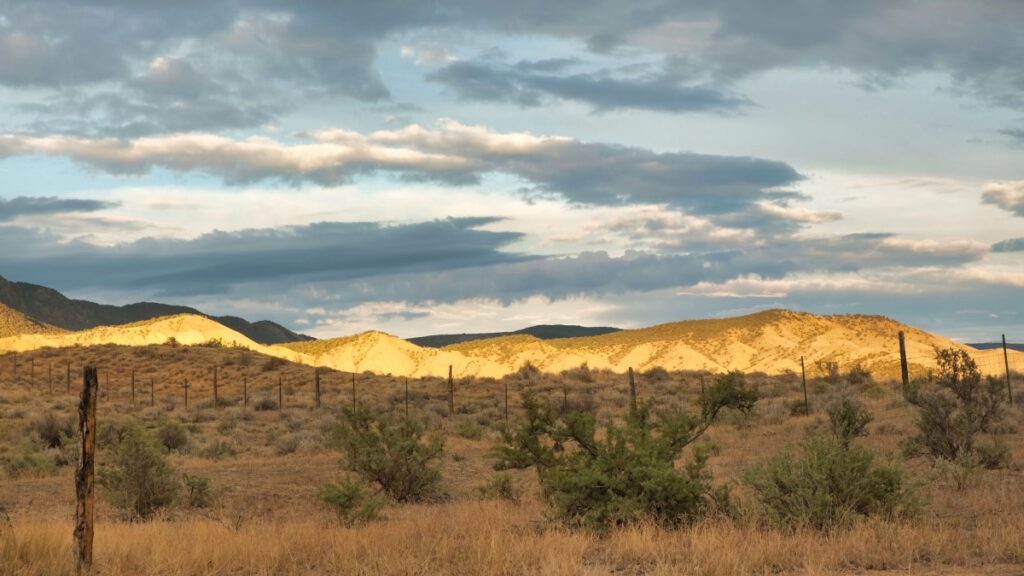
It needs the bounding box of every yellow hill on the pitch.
[0,303,65,338]
[1,308,1018,379]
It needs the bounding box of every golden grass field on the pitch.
[1,343,1023,575]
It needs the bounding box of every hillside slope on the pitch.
[0,302,65,338]
[0,275,311,344]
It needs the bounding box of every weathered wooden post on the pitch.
[278,375,283,410]
[562,380,568,414]
[699,373,705,396]
[351,373,356,409]
[628,367,637,416]
[74,366,99,576]
[800,356,810,414]
[447,365,454,416]
[504,379,509,422]
[314,367,321,409]
[150,379,155,407]
[213,366,219,407]
[1004,335,1014,404]
[184,378,190,410]
[898,331,909,396]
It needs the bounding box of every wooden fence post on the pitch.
[351,373,356,409]
[700,373,705,396]
[150,379,155,407]
[184,378,189,410]
[405,378,409,418]
[800,356,810,414]
[213,366,219,407]
[562,380,568,414]
[898,331,910,393]
[504,379,509,422]
[315,368,321,409]
[1004,334,1014,404]
[447,365,454,416]
[74,366,99,576]
[628,367,637,416]
[278,375,283,410]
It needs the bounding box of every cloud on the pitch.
[982,180,1024,216]
[992,237,1024,252]
[0,196,119,221]
[998,127,1024,144]
[0,217,530,296]
[427,57,750,113]
[0,119,804,225]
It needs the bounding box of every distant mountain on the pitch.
[969,342,1024,352]
[0,275,312,344]
[407,324,621,348]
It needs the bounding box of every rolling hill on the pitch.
[2,307,1020,379]
[0,275,311,344]
[0,302,65,339]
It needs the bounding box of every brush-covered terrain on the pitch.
[1,341,1022,575]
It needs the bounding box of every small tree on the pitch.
[331,406,444,502]
[494,371,758,529]
[827,397,872,447]
[904,348,1005,462]
[98,424,179,519]
[318,478,386,526]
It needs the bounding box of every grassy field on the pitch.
[1,343,1023,575]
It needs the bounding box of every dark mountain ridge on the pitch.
[0,275,311,344]
[407,324,621,348]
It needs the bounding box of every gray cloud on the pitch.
[428,57,749,113]
[992,237,1024,252]
[999,127,1024,144]
[0,122,804,228]
[0,196,118,221]
[0,217,530,296]
[982,181,1024,216]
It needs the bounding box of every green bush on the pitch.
[331,406,445,503]
[494,372,757,529]
[745,435,913,530]
[976,438,1012,470]
[318,478,386,526]
[2,440,58,478]
[905,348,1006,462]
[157,421,189,452]
[477,472,522,502]
[183,473,215,508]
[454,419,484,440]
[26,413,74,449]
[98,424,179,519]
[827,397,873,447]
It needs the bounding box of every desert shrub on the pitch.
[318,478,386,526]
[827,397,872,447]
[904,348,1006,462]
[200,438,239,460]
[643,366,670,382]
[454,419,484,440]
[1,440,58,478]
[815,360,840,384]
[261,357,286,372]
[156,421,189,452]
[494,372,757,529]
[274,433,302,455]
[846,364,873,386]
[331,406,445,502]
[516,361,540,380]
[26,413,74,449]
[745,435,913,531]
[98,424,179,519]
[976,438,1012,470]
[182,473,215,508]
[786,400,810,416]
[477,472,522,502]
[253,398,278,411]
[563,362,594,383]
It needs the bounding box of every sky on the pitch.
[0,1,1022,342]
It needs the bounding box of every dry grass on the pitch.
[1,343,1024,575]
